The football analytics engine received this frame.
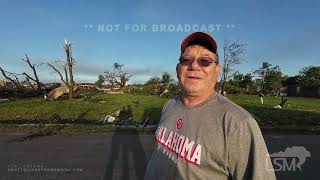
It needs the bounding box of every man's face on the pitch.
[176,45,220,97]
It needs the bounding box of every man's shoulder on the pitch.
[214,94,254,122]
[167,95,180,103]
[212,95,262,137]
[161,95,180,113]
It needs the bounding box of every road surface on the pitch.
[0,131,319,180]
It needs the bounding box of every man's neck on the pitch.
[181,91,216,107]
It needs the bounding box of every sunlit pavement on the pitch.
[0,132,319,180]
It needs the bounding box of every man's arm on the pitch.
[228,117,277,180]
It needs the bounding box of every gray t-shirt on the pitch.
[144,94,276,180]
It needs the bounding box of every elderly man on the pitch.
[144,32,276,180]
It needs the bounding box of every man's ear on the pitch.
[176,64,179,78]
[215,63,221,76]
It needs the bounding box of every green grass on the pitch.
[0,93,167,124]
[0,92,319,128]
[227,94,320,127]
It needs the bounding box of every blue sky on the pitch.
[0,0,319,83]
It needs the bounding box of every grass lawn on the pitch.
[227,94,320,127]
[0,92,319,128]
[0,92,167,124]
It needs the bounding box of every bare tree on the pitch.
[21,53,43,92]
[0,53,44,93]
[48,38,76,99]
[0,67,22,88]
[24,76,35,90]
[220,40,246,95]
[104,63,132,88]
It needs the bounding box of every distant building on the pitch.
[282,76,320,98]
[77,83,97,90]
[0,80,15,88]
[22,81,38,88]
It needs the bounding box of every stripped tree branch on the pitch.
[0,66,22,88]
[47,63,68,85]
[22,53,43,91]
[25,77,35,90]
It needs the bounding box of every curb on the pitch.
[261,126,320,134]
[0,124,158,134]
[1,124,319,134]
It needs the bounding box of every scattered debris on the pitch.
[49,113,62,124]
[100,105,134,125]
[273,97,288,109]
[279,96,288,107]
[142,112,150,127]
[5,125,64,143]
[273,105,282,109]
[0,98,9,102]
[114,110,120,117]
[258,92,264,104]
[103,115,116,124]
[47,85,78,100]
[106,91,124,94]
[160,89,169,97]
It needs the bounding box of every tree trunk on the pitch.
[47,38,76,100]
[65,42,74,100]
[68,86,73,100]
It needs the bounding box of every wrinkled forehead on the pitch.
[181,45,217,58]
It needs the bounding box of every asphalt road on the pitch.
[0,131,319,180]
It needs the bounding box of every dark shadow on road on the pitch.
[103,128,148,180]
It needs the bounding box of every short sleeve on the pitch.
[228,117,277,180]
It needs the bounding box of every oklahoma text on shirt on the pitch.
[155,126,202,165]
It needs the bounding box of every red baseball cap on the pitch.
[181,32,218,63]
